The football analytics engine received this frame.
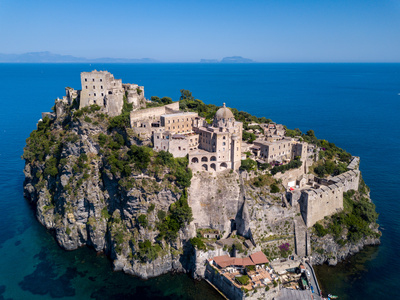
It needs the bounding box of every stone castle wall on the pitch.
[300,170,360,227]
[130,102,179,124]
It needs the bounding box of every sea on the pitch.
[0,63,399,300]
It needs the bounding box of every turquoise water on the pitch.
[0,63,399,299]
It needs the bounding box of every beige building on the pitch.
[252,137,293,163]
[189,103,242,172]
[161,112,198,134]
[154,132,200,158]
[80,70,145,116]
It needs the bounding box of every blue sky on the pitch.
[1,0,399,62]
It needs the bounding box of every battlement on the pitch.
[290,169,360,227]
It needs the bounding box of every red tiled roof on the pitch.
[241,257,255,266]
[213,255,231,268]
[250,251,269,265]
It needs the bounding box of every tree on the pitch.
[180,89,194,101]
[161,97,173,104]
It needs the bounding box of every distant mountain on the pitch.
[0,52,158,63]
[200,56,255,63]
[220,56,254,63]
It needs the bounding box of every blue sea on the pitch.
[0,63,399,299]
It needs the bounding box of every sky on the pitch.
[0,0,399,62]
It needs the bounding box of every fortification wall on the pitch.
[130,102,180,123]
[300,169,360,227]
[301,184,344,227]
[205,264,244,300]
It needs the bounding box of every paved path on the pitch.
[305,261,322,300]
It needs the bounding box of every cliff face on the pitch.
[23,98,380,281]
[23,101,195,279]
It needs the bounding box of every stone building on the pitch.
[130,102,180,139]
[160,112,199,134]
[79,70,145,116]
[288,169,360,227]
[189,103,242,172]
[252,137,293,163]
[154,132,200,158]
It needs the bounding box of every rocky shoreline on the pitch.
[23,90,380,292]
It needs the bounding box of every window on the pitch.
[92,78,95,82]
[85,86,88,89]
[101,93,104,96]
[93,86,95,89]
[85,78,87,82]
[94,93,96,96]
[101,86,103,89]
[222,142,226,146]
[178,147,181,150]
[100,78,102,82]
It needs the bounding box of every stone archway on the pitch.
[201,156,208,162]
[202,164,208,171]
[210,156,217,161]
[220,162,228,170]
[210,163,216,171]
[191,157,199,163]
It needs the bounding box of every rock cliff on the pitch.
[23,97,380,281]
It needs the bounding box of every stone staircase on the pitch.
[294,214,308,257]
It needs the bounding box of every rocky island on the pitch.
[23,71,380,299]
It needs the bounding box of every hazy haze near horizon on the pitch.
[0,0,399,62]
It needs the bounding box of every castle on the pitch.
[56,71,360,228]
[59,70,146,117]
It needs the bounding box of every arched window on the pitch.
[191,157,199,163]
[220,162,228,169]
[210,163,216,171]
[210,156,217,161]
[201,157,208,162]
[202,164,208,171]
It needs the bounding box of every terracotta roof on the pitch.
[242,257,255,266]
[250,251,269,265]
[213,255,231,268]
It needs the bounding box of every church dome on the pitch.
[215,103,234,120]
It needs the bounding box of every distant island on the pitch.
[0,51,158,63]
[200,56,255,63]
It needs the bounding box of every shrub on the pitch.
[137,214,148,228]
[314,223,328,237]
[270,184,280,193]
[190,237,206,251]
[240,158,257,172]
[137,240,161,262]
[236,275,250,285]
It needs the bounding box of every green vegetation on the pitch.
[251,174,274,188]
[137,240,162,262]
[313,189,379,243]
[137,214,148,228]
[236,275,250,285]
[148,96,173,106]
[270,184,280,193]
[178,89,270,125]
[109,98,133,129]
[189,237,207,251]
[270,158,302,175]
[313,160,348,177]
[22,115,61,163]
[242,131,256,143]
[157,189,193,242]
[240,158,257,172]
